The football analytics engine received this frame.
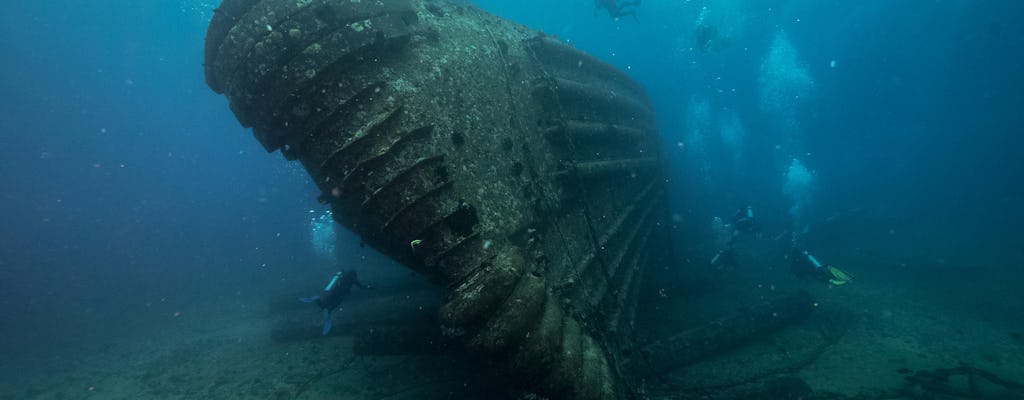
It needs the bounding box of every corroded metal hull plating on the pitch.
[204,1,668,398]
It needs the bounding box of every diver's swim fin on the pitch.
[321,309,333,336]
[298,295,320,303]
[826,265,853,285]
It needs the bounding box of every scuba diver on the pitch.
[731,205,758,236]
[710,206,758,271]
[692,6,732,52]
[595,0,642,21]
[789,247,853,286]
[299,270,371,335]
[693,19,732,52]
[710,245,739,272]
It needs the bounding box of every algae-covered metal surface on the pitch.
[204,0,668,397]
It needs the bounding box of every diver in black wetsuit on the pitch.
[299,270,371,335]
[710,206,758,271]
[595,0,642,20]
[731,206,757,237]
[710,245,739,272]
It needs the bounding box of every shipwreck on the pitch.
[204,0,670,398]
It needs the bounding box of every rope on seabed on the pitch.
[648,334,832,397]
[291,355,358,400]
[370,378,468,400]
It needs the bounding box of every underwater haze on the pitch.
[2,0,1023,399]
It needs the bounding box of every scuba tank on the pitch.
[803,251,823,269]
[324,271,342,291]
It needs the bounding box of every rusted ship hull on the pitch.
[204,1,668,398]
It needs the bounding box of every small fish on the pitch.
[410,239,423,251]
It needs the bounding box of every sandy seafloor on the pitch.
[2,253,1023,400]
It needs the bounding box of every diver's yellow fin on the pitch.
[826,265,853,285]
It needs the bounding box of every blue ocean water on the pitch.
[1,0,1022,398]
